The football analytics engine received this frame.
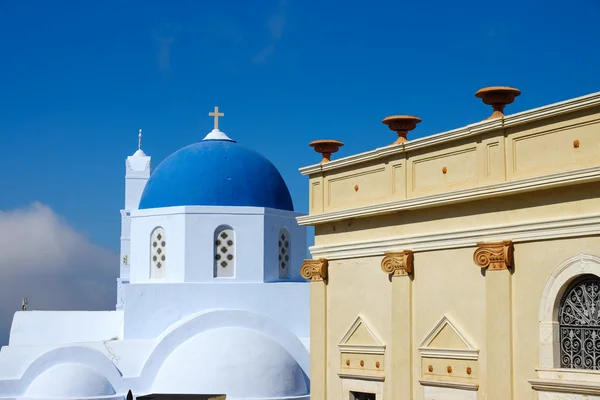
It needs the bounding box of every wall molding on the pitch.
[338,373,385,382]
[529,378,600,396]
[308,213,600,260]
[419,379,479,391]
[299,91,600,176]
[297,165,600,226]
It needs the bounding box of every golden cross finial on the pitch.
[209,106,224,130]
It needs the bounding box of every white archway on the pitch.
[538,253,600,368]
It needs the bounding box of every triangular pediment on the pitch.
[418,316,478,360]
[339,316,385,355]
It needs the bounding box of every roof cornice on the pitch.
[299,91,600,176]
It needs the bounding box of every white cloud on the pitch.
[0,203,118,345]
[252,0,287,64]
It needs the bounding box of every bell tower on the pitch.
[117,129,151,310]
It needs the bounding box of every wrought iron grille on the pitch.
[559,276,600,370]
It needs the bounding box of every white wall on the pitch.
[129,206,306,283]
[122,282,309,340]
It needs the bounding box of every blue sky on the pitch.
[1,0,600,252]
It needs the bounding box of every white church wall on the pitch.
[264,210,307,282]
[130,206,307,283]
[129,210,186,283]
[8,311,124,346]
[122,282,309,340]
[119,210,131,281]
[181,207,266,282]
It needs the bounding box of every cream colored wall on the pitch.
[325,257,392,400]
[511,236,600,399]
[411,248,485,399]
[319,236,600,400]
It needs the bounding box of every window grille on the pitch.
[278,228,290,279]
[214,226,235,278]
[559,275,600,370]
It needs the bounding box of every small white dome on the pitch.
[132,149,147,157]
[203,128,233,141]
[26,363,116,398]
[152,327,308,399]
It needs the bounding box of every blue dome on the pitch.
[139,139,294,211]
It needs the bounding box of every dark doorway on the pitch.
[351,391,376,400]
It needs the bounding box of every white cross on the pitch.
[209,106,224,130]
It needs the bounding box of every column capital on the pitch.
[473,240,514,271]
[381,250,414,277]
[300,258,329,282]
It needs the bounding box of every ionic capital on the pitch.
[381,250,414,277]
[300,258,329,282]
[473,240,514,271]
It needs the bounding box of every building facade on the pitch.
[0,120,310,400]
[299,88,600,400]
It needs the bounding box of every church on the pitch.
[298,87,600,400]
[0,109,310,400]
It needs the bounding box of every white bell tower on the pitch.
[117,129,151,310]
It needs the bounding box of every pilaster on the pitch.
[474,240,514,400]
[381,250,414,400]
[300,258,328,400]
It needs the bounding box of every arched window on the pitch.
[214,225,235,278]
[150,227,166,279]
[559,274,600,370]
[278,228,290,279]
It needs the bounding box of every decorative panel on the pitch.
[327,166,387,211]
[509,115,600,178]
[410,147,478,195]
[338,316,386,381]
[310,180,323,214]
[418,316,479,391]
[391,162,405,198]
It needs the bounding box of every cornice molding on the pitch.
[300,91,600,176]
[300,258,328,282]
[419,380,479,391]
[308,213,600,260]
[338,373,385,382]
[473,241,514,271]
[381,250,414,277]
[529,378,600,395]
[297,165,600,226]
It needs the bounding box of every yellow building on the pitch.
[298,87,600,400]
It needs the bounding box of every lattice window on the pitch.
[559,275,600,370]
[150,227,166,279]
[214,226,235,278]
[278,228,290,279]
